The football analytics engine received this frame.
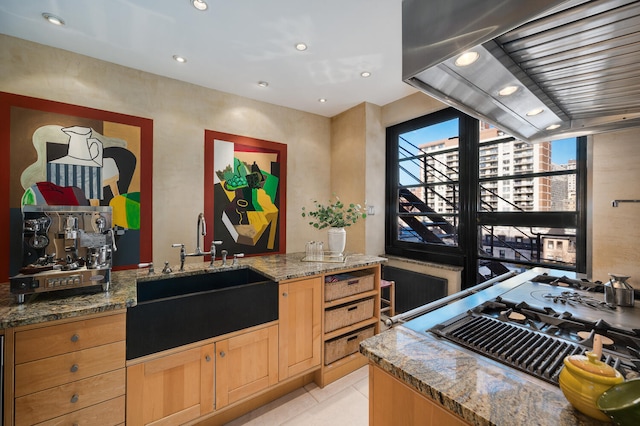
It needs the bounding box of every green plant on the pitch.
[301,196,366,229]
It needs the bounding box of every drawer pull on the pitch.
[220,351,226,358]
[205,355,211,362]
[70,393,79,403]
[347,335,359,342]
[347,306,358,311]
[347,279,360,285]
[70,364,79,373]
[282,292,288,297]
[70,334,80,342]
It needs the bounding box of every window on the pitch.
[386,108,586,288]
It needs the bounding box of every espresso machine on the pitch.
[10,205,116,303]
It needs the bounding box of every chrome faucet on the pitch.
[193,213,206,255]
[171,243,187,271]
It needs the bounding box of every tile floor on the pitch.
[224,366,369,426]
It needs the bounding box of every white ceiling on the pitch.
[0,0,417,117]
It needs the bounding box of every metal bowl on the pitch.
[597,379,640,426]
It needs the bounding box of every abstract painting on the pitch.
[0,92,153,278]
[204,131,286,257]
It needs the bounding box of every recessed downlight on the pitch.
[258,81,269,88]
[295,43,308,51]
[498,85,518,96]
[173,55,187,63]
[191,0,208,11]
[526,108,544,116]
[360,71,371,78]
[546,124,561,130]
[454,51,479,67]
[42,13,65,26]
[318,98,327,103]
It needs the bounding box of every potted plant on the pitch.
[301,196,366,254]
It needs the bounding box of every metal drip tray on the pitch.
[430,314,634,385]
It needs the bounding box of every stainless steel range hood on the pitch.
[403,0,640,142]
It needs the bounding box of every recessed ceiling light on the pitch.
[546,124,561,130]
[318,98,327,103]
[454,51,479,67]
[173,55,187,63]
[498,85,518,96]
[191,0,208,11]
[526,108,544,116]
[360,71,371,78]
[42,13,65,26]
[295,43,308,51]
[258,81,269,87]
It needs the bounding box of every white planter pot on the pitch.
[327,227,346,255]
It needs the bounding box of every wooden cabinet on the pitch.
[216,324,279,409]
[12,311,126,426]
[369,364,470,426]
[126,343,214,425]
[316,265,381,387]
[278,276,322,381]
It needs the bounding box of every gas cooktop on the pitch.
[427,275,640,386]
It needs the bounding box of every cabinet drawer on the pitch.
[15,313,125,364]
[324,272,374,301]
[34,395,125,426]
[15,341,125,397]
[324,325,375,365]
[325,297,374,333]
[15,369,126,426]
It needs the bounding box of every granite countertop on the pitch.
[0,252,386,330]
[361,323,608,426]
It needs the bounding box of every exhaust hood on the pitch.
[403,0,640,142]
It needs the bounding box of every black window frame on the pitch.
[386,107,587,288]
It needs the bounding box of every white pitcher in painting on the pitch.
[58,126,103,167]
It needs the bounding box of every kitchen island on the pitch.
[360,268,615,426]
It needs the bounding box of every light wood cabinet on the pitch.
[278,276,322,381]
[316,265,381,387]
[215,324,279,409]
[126,343,214,425]
[369,364,470,426]
[12,311,126,426]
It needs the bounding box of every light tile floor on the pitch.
[224,366,369,426]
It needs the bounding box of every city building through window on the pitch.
[386,108,586,287]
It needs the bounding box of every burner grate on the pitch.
[431,315,628,385]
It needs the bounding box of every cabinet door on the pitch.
[126,344,214,426]
[279,277,322,380]
[215,325,278,409]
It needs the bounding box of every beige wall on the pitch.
[0,35,332,266]
[591,129,640,286]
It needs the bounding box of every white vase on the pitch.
[327,227,346,255]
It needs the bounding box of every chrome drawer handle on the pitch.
[282,292,288,297]
[205,355,211,362]
[70,334,80,343]
[70,393,79,403]
[70,364,79,373]
[220,351,226,358]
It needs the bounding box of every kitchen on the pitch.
[1,0,640,425]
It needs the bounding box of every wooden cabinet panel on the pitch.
[15,341,125,397]
[126,344,214,426]
[279,277,322,380]
[35,395,125,426]
[369,364,470,426]
[15,369,126,426]
[216,325,279,409]
[15,313,126,363]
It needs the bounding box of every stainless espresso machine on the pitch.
[10,205,116,303]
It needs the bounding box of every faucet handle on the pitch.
[232,253,245,266]
[138,262,154,275]
[171,243,184,249]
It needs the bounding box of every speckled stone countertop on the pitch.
[0,252,385,330]
[360,323,608,426]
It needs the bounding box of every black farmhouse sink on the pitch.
[126,268,278,359]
